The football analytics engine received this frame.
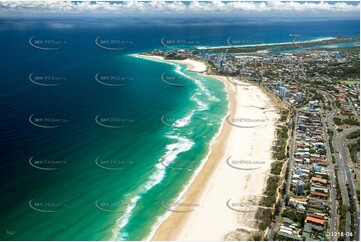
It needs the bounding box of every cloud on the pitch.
[0,1,359,15]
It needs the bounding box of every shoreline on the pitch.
[196,36,336,50]
[131,53,232,240]
[130,54,207,73]
[150,74,237,241]
[132,54,279,241]
[145,81,232,241]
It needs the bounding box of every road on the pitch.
[320,101,337,241]
[322,91,353,240]
[339,128,360,241]
[323,90,361,241]
[329,109,351,240]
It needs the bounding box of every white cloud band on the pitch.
[0,1,359,14]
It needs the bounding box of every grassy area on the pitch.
[334,116,360,127]
[348,139,360,163]
[313,92,324,101]
[328,129,334,137]
[254,84,290,236]
[335,170,342,201]
[281,209,306,228]
[334,117,343,125]
[346,130,360,139]
[334,169,350,240]
[279,110,289,122]
[328,129,335,153]
[343,118,360,126]
[336,80,360,85]
[256,208,274,230]
[339,204,347,237]
[346,184,355,240]
[273,126,289,160]
[260,176,279,207]
[256,111,287,233]
[256,175,280,232]
[270,162,284,175]
[251,232,263,241]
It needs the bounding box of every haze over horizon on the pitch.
[0,0,359,18]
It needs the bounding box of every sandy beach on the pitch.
[134,54,279,241]
[131,54,207,73]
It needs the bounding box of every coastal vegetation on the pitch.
[348,139,360,163]
[272,126,289,160]
[272,110,290,160]
[334,117,343,125]
[328,129,335,154]
[342,118,360,126]
[260,176,279,208]
[271,162,284,175]
[346,184,356,240]
[334,116,360,127]
[255,108,290,238]
[338,204,348,240]
[164,53,187,60]
[346,130,360,139]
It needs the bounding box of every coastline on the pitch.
[130,54,207,73]
[132,54,279,241]
[196,36,336,50]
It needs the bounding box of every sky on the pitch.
[0,1,359,18]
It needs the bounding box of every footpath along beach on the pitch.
[132,54,279,241]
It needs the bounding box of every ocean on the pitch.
[0,17,359,240]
